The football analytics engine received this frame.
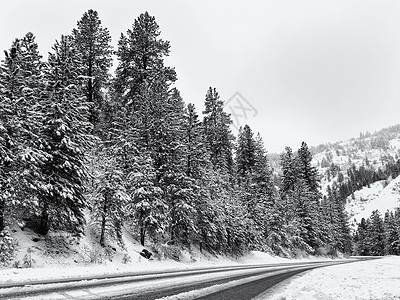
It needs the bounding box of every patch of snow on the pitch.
[347,175,400,227]
[257,256,400,300]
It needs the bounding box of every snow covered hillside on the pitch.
[308,125,400,227]
[312,127,400,195]
[347,175,400,228]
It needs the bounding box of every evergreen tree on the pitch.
[235,125,256,184]
[353,217,370,255]
[278,143,326,252]
[0,33,46,232]
[297,142,324,249]
[202,87,234,175]
[90,146,129,248]
[159,89,198,247]
[235,125,257,247]
[72,9,113,133]
[384,210,399,255]
[126,152,164,246]
[37,35,92,235]
[323,184,352,253]
[114,11,176,112]
[297,142,319,194]
[183,103,227,253]
[166,173,196,247]
[194,177,228,254]
[279,147,298,224]
[0,226,15,266]
[280,146,298,193]
[235,128,276,250]
[113,12,193,249]
[366,210,385,255]
[252,133,276,218]
[184,103,207,179]
[292,180,320,249]
[253,133,275,202]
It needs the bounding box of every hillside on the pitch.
[346,175,400,228]
[269,124,400,228]
[310,124,400,227]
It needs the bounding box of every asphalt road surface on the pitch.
[0,258,375,300]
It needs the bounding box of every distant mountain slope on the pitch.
[346,175,400,230]
[269,124,400,227]
[309,124,400,227]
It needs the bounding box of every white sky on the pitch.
[1,0,400,153]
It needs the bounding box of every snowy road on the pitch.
[0,259,369,300]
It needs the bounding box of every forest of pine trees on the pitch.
[0,10,398,265]
[353,209,400,255]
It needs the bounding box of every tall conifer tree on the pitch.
[0,33,45,232]
[72,9,113,133]
[202,87,234,175]
[37,35,92,235]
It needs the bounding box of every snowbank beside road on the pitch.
[259,256,400,300]
[0,251,292,286]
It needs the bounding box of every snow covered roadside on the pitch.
[257,256,400,300]
[0,251,293,286]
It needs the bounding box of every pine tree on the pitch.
[280,147,298,194]
[353,217,369,255]
[297,142,324,249]
[297,142,319,194]
[90,146,129,248]
[114,11,176,112]
[202,87,234,175]
[160,90,198,247]
[278,143,325,252]
[279,147,298,224]
[253,133,276,204]
[184,103,207,179]
[113,12,185,247]
[0,41,22,232]
[37,35,92,235]
[366,210,385,255]
[194,178,228,254]
[72,9,113,134]
[166,173,196,247]
[235,128,276,250]
[183,103,227,253]
[0,33,46,232]
[235,125,257,247]
[235,125,256,184]
[225,200,249,256]
[292,180,320,250]
[384,210,399,255]
[125,152,164,246]
[0,226,15,266]
[323,184,352,253]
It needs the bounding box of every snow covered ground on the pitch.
[0,250,292,286]
[2,255,399,300]
[0,219,329,289]
[346,174,400,227]
[259,256,400,300]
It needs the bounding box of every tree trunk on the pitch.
[100,194,108,247]
[140,225,146,247]
[100,215,106,247]
[38,200,49,235]
[87,57,95,129]
[0,198,5,233]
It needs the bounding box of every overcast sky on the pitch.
[1,0,400,153]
